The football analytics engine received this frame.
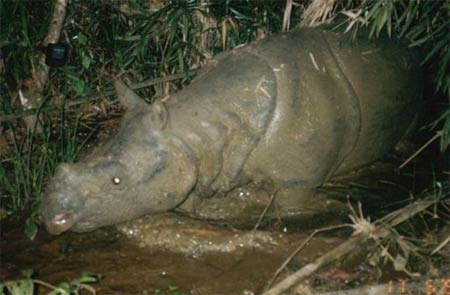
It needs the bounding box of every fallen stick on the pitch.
[398,131,442,170]
[253,189,278,231]
[431,234,450,255]
[262,197,441,295]
[264,224,349,290]
[317,278,450,295]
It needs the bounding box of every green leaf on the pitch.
[49,282,71,295]
[81,53,92,70]
[47,289,69,295]
[376,7,388,37]
[409,34,431,47]
[366,0,383,19]
[398,0,420,36]
[441,117,450,151]
[70,79,90,97]
[422,37,448,63]
[76,33,88,45]
[4,279,34,295]
[24,217,38,240]
[71,272,102,284]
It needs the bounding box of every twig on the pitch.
[300,0,336,27]
[264,224,349,290]
[317,278,450,295]
[253,189,279,231]
[282,0,293,32]
[398,131,442,170]
[263,198,440,295]
[0,71,196,123]
[431,234,450,255]
[264,235,366,295]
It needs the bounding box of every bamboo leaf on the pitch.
[366,0,383,19]
[422,37,449,63]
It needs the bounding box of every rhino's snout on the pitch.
[42,163,90,234]
[44,211,78,235]
[42,184,84,235]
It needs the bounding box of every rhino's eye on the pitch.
[112,177,121,185]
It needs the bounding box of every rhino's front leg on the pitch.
[272,187,349,226]
[176,183,272,226]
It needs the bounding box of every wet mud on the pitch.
[1,212,366,295]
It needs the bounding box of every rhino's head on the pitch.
[41,81,198,234]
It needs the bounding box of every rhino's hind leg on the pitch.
[177,185,349,229]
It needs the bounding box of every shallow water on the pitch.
[1,213,362,294]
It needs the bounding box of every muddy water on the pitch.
[1,213,360,295]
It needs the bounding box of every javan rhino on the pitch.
[42,27,422,235]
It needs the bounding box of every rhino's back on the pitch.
[322,31,422,174]
[242,28,421,186]
[241,28,360,187]
[166,27,421,191]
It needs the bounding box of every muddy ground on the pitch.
[2,212,383,295]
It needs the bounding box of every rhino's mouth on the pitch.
[70,221,98,232]
[45,212,78,235]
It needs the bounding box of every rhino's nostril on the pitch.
[45,212,77,235]
[52,213,71,225]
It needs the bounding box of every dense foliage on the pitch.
[335,0,450,149]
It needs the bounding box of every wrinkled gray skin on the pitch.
[42,27,422,234]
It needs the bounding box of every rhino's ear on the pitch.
[114,80,146,110]
[144,100,169,130]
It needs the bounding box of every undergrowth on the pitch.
[0,270,101,295]
[0,100,96,238]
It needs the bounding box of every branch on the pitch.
[262,197,441,295]
[282,0,293,32]
[317,278,449,295]
[300,0,336,27]
[398,131,443,170]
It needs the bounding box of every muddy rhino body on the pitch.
[42,27,422,234]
